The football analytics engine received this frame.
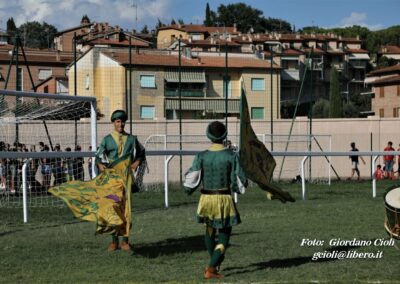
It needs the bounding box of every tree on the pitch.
[155,18,164,29]
[19,21,58,49]
[343,102,358,118]
[312,99,330,118]
[177,19,184,25]
[377,56,398,68]
[212,3,291,33]
[6,17,17,44]
[204,2,216,26]
[171,19,176,25]
[140,25,149,34]
[329,67,343,118]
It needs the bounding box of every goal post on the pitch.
[0,89,97,212]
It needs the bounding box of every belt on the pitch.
[201,189,231,195]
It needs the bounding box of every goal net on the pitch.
[0,90,96,208]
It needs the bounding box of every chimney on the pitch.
[56,50,60,61]
[233,23,237,33]
[197,57,201,65]
[356,35,360,40]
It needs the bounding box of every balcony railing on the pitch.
[349,60,367,69]
[165,89,204,97]
[331,62,345,70]
[306,59,323,70]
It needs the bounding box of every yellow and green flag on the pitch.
[239,88,295,203]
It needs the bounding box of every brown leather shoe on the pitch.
[108,242,119,252]
[120,241,133,252]
[204,267,223,279]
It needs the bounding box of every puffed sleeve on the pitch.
[95,137,108,166]
[183,153,202,195]
[231,153,248,194]
[133,138,146,163]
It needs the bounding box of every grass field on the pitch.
[1,180,399,283]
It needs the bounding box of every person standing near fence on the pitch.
[183,121,247,279]
[384,141,395,179]
[50,110,145,253]
[348,142,365,181]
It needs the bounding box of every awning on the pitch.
[349,53,370,60]
[281,57,299,61]
[165,98,239,113]
[165,69,206,83]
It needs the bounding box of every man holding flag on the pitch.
[239,87,295,203]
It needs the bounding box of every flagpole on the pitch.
[270,49,274,151]
[225,43,228,138]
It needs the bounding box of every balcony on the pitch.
[306,58,323,70]
[165,98,240,113]
[165,89,204,97]
[349,60,367,69]
[281,69,300,81]
[331,62,345,71]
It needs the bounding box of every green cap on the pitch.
[111,110,128,122]
[206,121,227,143]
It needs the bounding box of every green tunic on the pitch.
[95,131,145,166]
[184,144,247,228]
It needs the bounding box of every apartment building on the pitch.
[68,48,280,120]
[365,64,400,117]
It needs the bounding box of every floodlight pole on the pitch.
[225,43,228,137]
[178,39,182,185]
[129,37,133,134]
[74,32,78,147]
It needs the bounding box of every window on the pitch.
[140,106,155,119]
[251,78,265,91]
[393,108,399,118]
[38,69,52,80]
[85,74,90,90]
[379,108,384,117]
[44,86,49,93]
[140,75,156,88]
[397,85,400,96]
[251,107,264,119]
[379,87,384,98]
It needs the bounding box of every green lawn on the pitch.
[1,180,399,283]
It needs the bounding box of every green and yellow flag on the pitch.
[239,88,295,203]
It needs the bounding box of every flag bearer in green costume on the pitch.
[96,110,145,252]
[49,110,145,253]
[184,121,248,279]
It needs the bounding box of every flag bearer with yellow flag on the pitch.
[184,121,248,279]
[239,87,295,203]
[49,110,145,252]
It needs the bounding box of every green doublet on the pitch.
[184,144,247,228]
[95,131,145,165]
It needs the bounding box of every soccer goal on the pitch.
[0,90,97,211]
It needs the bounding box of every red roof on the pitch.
[102,51,279,69]
[0,49,74,65]
[185,39,240,47]
[378,45,400,54]
[346,48,368,54]
[304,47,325,55]
[369,74,400,85]
[368,64,400,76]
[87,38,149,47]
[157,24,236,34]
[281,48,303,56]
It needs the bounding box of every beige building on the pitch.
[157,24,237,49]
[366,64,400,117]
[68,48,280,120]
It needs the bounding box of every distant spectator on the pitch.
[52,144,64,186]
[73,145,84,181]
[41,145,52,190]
[397,144,400,178]
[384,141,395,179]
[88,146,93,180]
[64,147,74,181]
[348,142,366,181]
[374,164,384,181]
